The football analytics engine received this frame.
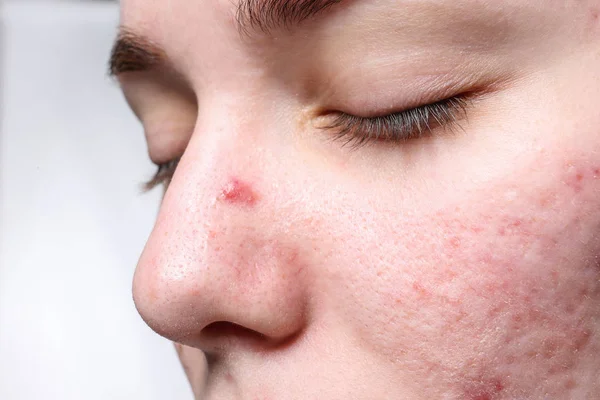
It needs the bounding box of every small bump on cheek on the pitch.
[496,217,529,237]
[563,164,600,194]
[412,281,432,299]
[462,378,505,400]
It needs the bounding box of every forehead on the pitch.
[119,0,571,23]
[117,0,596,83]
[118,1,552,51]
[119,0,546,38]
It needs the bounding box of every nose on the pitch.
[133,117,309,353]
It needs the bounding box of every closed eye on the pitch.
[321,96,470,149]
[142,96,470,190]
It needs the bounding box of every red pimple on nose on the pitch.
[220,178,258,206]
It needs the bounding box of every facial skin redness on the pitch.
[111,0,600,398]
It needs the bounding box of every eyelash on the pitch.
[143,158,180,191]
[322,95,469,148]
[143,95,470,190]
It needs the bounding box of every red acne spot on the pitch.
[565,170,585,193]
[497,217,527,237]
[412,282,431,299]
[220,178,259,206]
[573,329,592,352]
[464,378,505,400]
[447,236,461,249]
[470,225,483,234]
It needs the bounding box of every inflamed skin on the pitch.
[111,0,600,398]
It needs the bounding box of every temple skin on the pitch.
[114,0,600,398]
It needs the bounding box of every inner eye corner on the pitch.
[303,108,338,129]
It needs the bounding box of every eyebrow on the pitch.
[108,29,167,76]
[236,0,343,34]
[108,0,343,76]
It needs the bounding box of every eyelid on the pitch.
[140,96,470,191]
[320,96,470,148]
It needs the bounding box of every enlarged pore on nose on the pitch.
[219,178,259,206]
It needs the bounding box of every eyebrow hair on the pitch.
[236,0,343,34]
[108,0,343,76]
[108,29,167,76]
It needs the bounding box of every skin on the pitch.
[117,0,600,398]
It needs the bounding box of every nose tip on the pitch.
[134,239,307,350]
[132,175,308,353]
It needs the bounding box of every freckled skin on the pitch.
[122,0,600,399]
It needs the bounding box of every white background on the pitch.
[0,1,192,398]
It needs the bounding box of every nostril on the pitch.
[202,321,268,343]
[199,321,305,355]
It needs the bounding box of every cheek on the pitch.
[331,153,600,394]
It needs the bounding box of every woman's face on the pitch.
[114,1,600,398]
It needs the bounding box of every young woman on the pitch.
[110,1,600,398]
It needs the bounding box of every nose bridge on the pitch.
[133,105,308,345]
